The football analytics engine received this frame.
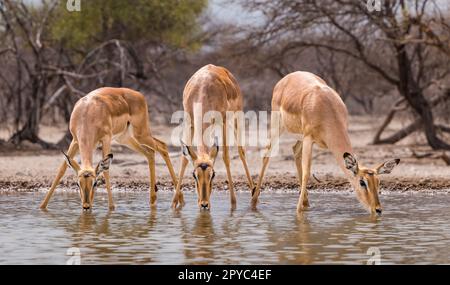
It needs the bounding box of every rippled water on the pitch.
[1,190,450,264]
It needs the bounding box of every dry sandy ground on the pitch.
[0,116,449,193]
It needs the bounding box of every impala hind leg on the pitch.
[147,148,157,206]
[140,136,180,205]
[173,156,188,209]
[135,139,157,206]
[101,138,115,210]
[153,137,178,188]
[298,136,313,212]
[252,146,270,209]
[118,136,158,207]
[223,123,237,209]
[252,135,283,208]
[292,140,303,188]
[136,136,178,186]
[234,120,255,193]
[129,113,179,207]
[40,140,78,209]
[130,137,157,206]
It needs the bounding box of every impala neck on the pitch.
[326,130,354,181]
[191,102,217,156]
[197,144,210,156]
[77,134,96,169]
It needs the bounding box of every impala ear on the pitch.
[376,158,400,174]
[181,139,198,164]
[95,153,113,177]
[209,136,219,162]
[343,152,358,176]
[62,151,80,173]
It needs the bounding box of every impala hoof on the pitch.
[251,186,256,196]
[171,194,185,209]
[171,199,179,209]
[297,201,310,213]
[150,195,157,206]
[251,197,258,209]
[230,197,237,210]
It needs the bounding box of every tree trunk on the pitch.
[9,120,53,149]
[8,77,53,149]
[56,130,72,149]
[373,94,450,145]
[395,44,450,150]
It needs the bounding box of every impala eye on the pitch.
[359,180,366,188]
[93,181,97,188]
[211,171,216,180]
[192,171,197,180]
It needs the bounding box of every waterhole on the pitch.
[1,190,449,264]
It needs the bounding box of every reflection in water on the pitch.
[181,211,216,264]
[1,191,450,264]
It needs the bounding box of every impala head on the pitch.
[181,139,219,210]
[63,152,113,210]
[343,152,400,215]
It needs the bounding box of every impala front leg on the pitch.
[235,120,255,192]
[172,156,188,209]
[101,138,115,210]
[223,124,236,210]
[172,125,192,209]
[40,140,78,209]
[148,148,157,206]
[298,136,313,212]
[252,116,283,209]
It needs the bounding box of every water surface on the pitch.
[1,190,450,264]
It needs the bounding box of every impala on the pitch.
[173,64,255,210]
[252,71,400,215]
[40,87,178,210]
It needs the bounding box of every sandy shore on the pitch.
[0,116,449,192]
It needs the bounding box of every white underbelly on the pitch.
[112,122,132,143]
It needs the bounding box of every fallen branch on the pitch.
[43,65,111,79]
[373,92,450,145]
[441,153,450,165]
[436,124,450,134]
[374,120,422,144]
[312,173,322,183]
[372,98,407,144]
[0,47,13,56]
[411,149,450,166]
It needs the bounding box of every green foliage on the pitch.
[50,0,208,49]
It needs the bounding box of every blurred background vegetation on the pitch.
[0,0,449,151]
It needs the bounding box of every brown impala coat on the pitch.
[40,87,178,210]
[173,64,255,210]
[253,71,400,215]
